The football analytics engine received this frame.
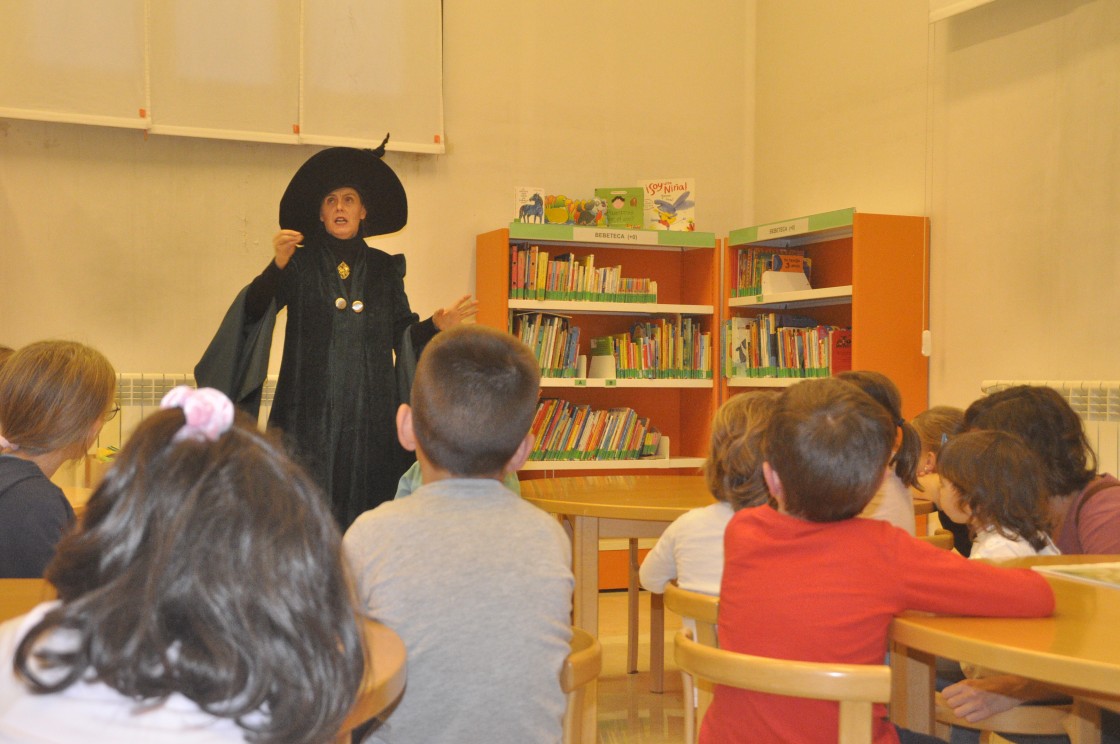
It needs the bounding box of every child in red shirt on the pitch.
[702,378,1054,744]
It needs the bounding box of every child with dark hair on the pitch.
[344,325,573,744]
[964,384,1120,554]
[937,430,1058,560]
[941,386,1120,741]
[911,405,971,554]
[0,340,116,578]
[704,378,1054,744]
[640,390,778,597]
[837,370,922,534]
[0,387,364,743]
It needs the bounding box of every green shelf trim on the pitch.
[509,222,715,249]
[728,207,855,245]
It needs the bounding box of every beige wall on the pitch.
[6,0,1118,415]
[0,1,754,373]
[754,0,1120,408]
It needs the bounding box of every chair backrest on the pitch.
[561,626,602,744]
[663,583,719,646]
[663,583,719,743]
[917,529,954,550]
[674,628,891,744]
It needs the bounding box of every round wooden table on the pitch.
[890,554,1120,742]
[338,619,408,740]
[522,474,715,635]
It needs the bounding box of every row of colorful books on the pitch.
[732,246,813,297]
[511,312,581,378]
[509,243,657,303]
[723,315,852,378]
[591,317,712,379]
[530,399,661,461]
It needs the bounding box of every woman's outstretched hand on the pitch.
[433,295,480,330]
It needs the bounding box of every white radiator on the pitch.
[980,380,1120,476]
[99,373,279,449]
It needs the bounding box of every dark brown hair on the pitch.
[0,340,115,457]
[411,325,541,476]
[964,385,1095,498]
[766,378,895,522]
[704,390,779,510]
[15,409,364,744]
[937,430,1053,551]
[837,370,921,489]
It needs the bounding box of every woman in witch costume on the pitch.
[239,139,476,529]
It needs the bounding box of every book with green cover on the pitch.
[595,187,644,229]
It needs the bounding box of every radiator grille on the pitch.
[980,380,1120,475]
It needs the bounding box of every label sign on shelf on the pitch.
[572,227,647,245]
[758,218,810,240]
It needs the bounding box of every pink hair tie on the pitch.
[160,386,235,443]
[0,434,16,451]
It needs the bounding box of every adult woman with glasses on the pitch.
[0,341,116,578]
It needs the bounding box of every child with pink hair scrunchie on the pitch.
[160,386,235,443]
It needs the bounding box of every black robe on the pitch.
[245,232,436,528]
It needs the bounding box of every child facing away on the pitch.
[639,390,778,597]
[911,405,971,555]
[0,387,364,744]
[343,325,574,744]
[0,341,116,578]
[837,370,922,534]
[937,430,1059,561]
[703,378,1055,744]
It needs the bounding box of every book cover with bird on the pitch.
[641,178,695,231]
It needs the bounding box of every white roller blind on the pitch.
[301,0,445,152]
[0,1,148,129]
[0,1,444,153]
[148,1,301,143]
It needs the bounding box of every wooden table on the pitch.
[522,474,715,636]
[338,619,408,740]
[890,554,1120,741]
[0,579,58,622]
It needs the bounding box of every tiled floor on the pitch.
[596,591,687,744]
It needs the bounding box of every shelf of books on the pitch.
[721,208,930,417]
[478,223,720,473]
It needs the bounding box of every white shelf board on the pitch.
[510,299,713,316]
[727,377,801,388]
[728,285,852,310]
[540,377,713,389]
[521,457,705,472]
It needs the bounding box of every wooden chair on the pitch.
[663,583,719,744]
[675,628,892,744]
[934,691,1083,743]
[562,626,602,744]
[918,528,954,550]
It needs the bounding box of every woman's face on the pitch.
[319,187,367,240]
[938,478,972,525]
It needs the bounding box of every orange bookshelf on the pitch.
[722,209,930,418]
[477,223,720,475]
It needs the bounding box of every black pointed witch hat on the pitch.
[278,134,407,239]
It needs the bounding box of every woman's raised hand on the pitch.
[273,229,305,269]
